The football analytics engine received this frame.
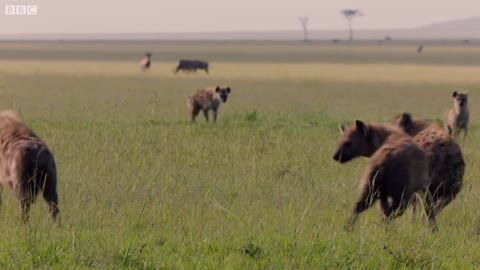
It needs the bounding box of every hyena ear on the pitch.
[338,124,345,135]
[354,120,369,137]
[400,112,413,130]
[452,91,458,97]
[215,86,221,93]
[226,87,231,93]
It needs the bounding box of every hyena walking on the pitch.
[187,86,231,122]
[391,113,464,215]
[444,91,469,138]
[0,111,59,222]
[333,120,437,231]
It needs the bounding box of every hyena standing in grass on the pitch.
[140,53,152,71]
[187,86,231,122]
[0,111,59,222]
[445,91,469,138]
[391,113,464,215]
[333,120,437,231]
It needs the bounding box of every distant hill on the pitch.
[2,17,480,41]
[423,17,480,31]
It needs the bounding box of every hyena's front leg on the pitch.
[203,109,210,122]
[213,109,218,122]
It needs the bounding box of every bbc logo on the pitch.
[5,5,38,15]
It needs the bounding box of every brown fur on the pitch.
[333,120,436,230]
[391,113,465,214]
[444,91,469,138]
[187,86,231,122]
[0,111,59,221]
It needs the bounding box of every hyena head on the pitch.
[452,91,468,110]
[333,120,377,163]
[216,86,231,103]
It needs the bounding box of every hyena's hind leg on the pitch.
[203,109,210,122]
[190,106,201,122]
[346,183,378,230]
[17,186,34,222]
[41,169,60,221]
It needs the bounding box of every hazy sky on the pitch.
[1,0,479,34]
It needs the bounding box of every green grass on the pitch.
[0,41,478,268]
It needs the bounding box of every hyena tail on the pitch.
[187,97,194,111]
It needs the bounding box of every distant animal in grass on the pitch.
[333,120,437,231]
[390,112,464,216]
[175,60,209,74]
[417,45,424,53]
[187,86,231,122]
[444,91,469,139]
[0,111,59,222]
[141,53,152,71]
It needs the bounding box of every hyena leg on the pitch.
[43,187,59,221]
[191,106,201,122]
[447,125,453,136]
[203,109,209,122]
[464,127,468,140]
[408,195,418,222]
[432,197,451,217]
[212,109,218,122]
[41,172,59,221]
[346,186,377,230]
[18,192,32,222]
[346,170,382,230]
[422,191,438,232]
[381,195,408,223]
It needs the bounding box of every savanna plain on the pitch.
[1,41,480,269]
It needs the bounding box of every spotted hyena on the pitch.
[0,111,59,222]
[391,113,464,215]
[445,91,469,138]
[141,53,152,71]
[333,120,436,231]
[187,86,231,122]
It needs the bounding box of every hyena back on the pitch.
[187,86,231,122]
[391,113,464,214]
[444,91,469,138]
[333,120,436,231]
[0,111,59,222]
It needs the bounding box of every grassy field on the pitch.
[0,41,479,269]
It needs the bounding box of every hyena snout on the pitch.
[333,143,353,163]
[220,94,228,103]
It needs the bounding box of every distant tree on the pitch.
[298,16,309,42]
[341,9,362,42]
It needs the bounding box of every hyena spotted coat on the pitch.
[445,91,469,138]
[0,111,59,221]
[333,120,437,231]
[187,86,231,122]
[391,113,464,214]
